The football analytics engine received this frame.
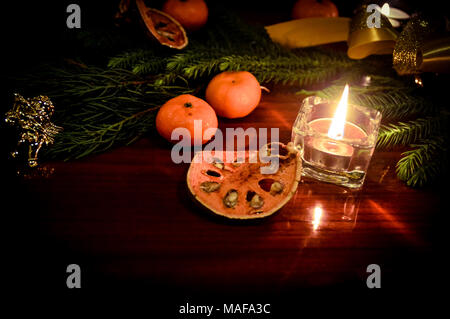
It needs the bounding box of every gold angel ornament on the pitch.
[5,93,62,167]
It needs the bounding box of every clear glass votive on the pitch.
[292,96,382,189]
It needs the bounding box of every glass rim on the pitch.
[299,95,382,145]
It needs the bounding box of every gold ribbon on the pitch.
[393,15,450,74]
[265,5,450,74]
[420,37,450,73]
[347,5,398,59]
[265,17,351,48]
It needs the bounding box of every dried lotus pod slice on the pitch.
[136,0,188,49]
[186,142,302,219]
[260,141,297,160]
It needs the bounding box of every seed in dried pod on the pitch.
[200,181,221,193]
[270,182,284,195]
[232,158,244,167]
[223,189,238,208]
[211,158,224,170]
[250,194,264,209]
[213,162,224,170]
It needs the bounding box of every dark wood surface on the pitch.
[6,88,444,304]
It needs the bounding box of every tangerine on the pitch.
[162,0,208,32]
[156,94,218,144]
[205,71,262,119]
[292,0,339,19]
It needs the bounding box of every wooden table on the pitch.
[6,88,443,307]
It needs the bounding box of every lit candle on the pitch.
[307,85,367,159]
[292,84,382,188]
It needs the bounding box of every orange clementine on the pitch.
[205,71,262,119]
[162,0,208,32]
[156,94,218,144]
[292,0,339,19]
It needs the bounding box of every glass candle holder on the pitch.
[292,96,382,189]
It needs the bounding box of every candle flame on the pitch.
[328,84,349,140]
[312,206,323,231]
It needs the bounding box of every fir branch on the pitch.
[48,107,158,160]
[377,116,445,149]
[350,92,432,120]
[107,10,358,86]
[108,49,157,69]
[165,47,228,73]
[218,54,356,85]
[396,138,448,187]
[157,53,357,86]
[108,49,168,75]
[12,63,194,160]
[132,59,168,75]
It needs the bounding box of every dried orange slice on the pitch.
[136,0,188,49]
[187,142,302,219]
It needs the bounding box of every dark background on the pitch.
[3,0,447,76]
[3,0,448,104]
[2,0,448,313]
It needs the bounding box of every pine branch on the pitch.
[108,49,169,75]
[107,9,358,87]
[351,92,433,120]
[219,54,355,84]
[165,48,227,73]
[156,52,357,86]
[108,49,157,69]
[132,59,168,75]
[377,116,445,149]
[12,63,194,160]
[396,138,448,187]
[48,107,158,160]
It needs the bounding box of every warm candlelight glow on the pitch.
[327,84,349,140]
[293,87,381,188]
[312,206,323,230]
